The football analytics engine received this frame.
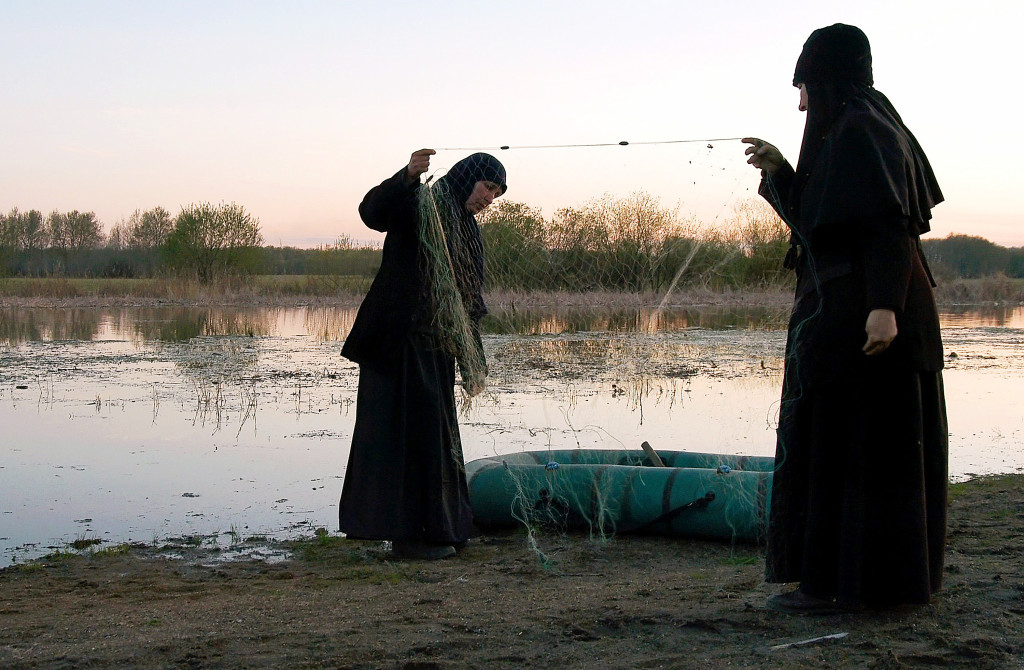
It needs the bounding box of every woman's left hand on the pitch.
[863,309,897,356]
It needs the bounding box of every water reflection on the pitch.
[0,304,794,345]
[304,307,358,344]
[2,304,1021,345]
[940,305,1024,328]
[0,308,106,343]
[484,305,791,335]
[126,308,277,344]
[0,307,279,345]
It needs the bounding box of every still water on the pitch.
[1,304,1022,565]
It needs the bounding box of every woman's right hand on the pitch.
[863,308,898,356]
[404,148,436,185]
[741,138,785,176]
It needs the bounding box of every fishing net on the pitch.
[410,141,795,567]
[475,144,791,298]
[416,181,487,390]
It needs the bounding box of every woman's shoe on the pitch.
[391,541,456,560]
[767,589,842,615]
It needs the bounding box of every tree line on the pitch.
[1,199,1020,289]
[0,203,262,280]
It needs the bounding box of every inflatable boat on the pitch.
[466,447,775,543]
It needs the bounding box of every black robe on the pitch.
[760,95,948,607]
[338,168,486,545]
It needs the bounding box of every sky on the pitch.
[2,0,1022,248]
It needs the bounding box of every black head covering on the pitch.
[427,152,507,321]
[794,23,873,89]
[789,24,942,235]
[435,152,507,211]
[792,24,873,186]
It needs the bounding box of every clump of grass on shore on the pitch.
[934,276,1024,305]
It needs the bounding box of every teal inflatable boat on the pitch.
[466,448,775,543]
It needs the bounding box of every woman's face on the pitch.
[465,180,503,214]
[798,83,808,112]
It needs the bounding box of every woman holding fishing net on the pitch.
[743,24,947,613]
[339,149,506,560]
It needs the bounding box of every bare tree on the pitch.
[107,207,174,250]
[48,210,102,251]
[132,206,173,249]
[164,202,264,280]
[2,208,48,251]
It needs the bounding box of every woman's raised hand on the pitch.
[404,148,436,184]
[741,138,785,176]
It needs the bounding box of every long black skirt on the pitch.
[766,364,948,608]
[338,332,474,544]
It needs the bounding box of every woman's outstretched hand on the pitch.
[741,138,785,176]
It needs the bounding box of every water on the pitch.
[1,304,1022,566]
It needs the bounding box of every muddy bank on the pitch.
[1,474,1022,669]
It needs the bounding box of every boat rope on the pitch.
[623,491,717,533]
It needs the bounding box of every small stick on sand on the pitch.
[770,632,849,651]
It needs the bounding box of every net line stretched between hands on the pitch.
[434,137,746,151]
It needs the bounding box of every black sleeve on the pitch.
[357,168,420,233]
[859,215,913,315]
[758,162,794,219]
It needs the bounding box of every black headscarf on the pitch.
[794,23,873,91]
[435,152,507,205]
[429,153,507,320]
[790,24,942,235]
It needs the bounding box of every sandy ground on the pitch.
[1,475,1022,669]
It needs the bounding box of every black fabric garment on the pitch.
[757,215,944,389]
[339,334,474,544]
[340,168,430,375]
[758,25,948,608]
[789,93,944,239]
[770,367,947,606]
[761,177,949,607]
[339,153,505,545]
[787,24,942,235]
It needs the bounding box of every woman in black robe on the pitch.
[339,149,507,560]
[743,24,947,612]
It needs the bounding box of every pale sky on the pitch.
[2,0,1021,248]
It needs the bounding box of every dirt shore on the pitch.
[1,475,1022,669]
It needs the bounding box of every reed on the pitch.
[933,276,1024,305]
[0,275,371,303]
[1,274,1020,308]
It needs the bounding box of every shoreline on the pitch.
[1,473,1022,668]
